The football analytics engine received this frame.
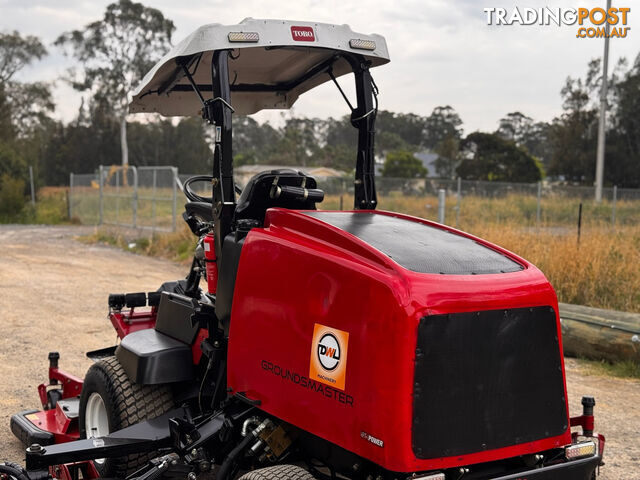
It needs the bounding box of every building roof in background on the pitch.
[374,151,440,178]
[415,151,439,177]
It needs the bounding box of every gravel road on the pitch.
[0,225,637,479]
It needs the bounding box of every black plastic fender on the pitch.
[115,329,194,385]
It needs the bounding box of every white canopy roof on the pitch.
[129,18,390,116]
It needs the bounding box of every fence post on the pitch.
[69,172,74,220]
[29,166,35,206]
[611,185,617,227]
[115,168,120,225]
[152,168,157,232]
[536,181,542,227]
[132,166,138,228]
[98,165,104,225]
[172,167,178,232]
[438,189,446,224]
[455,177,461,228]
[577,202,583,245]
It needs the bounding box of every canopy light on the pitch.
[566,441,597,460]
[228,32,259,43]
[349,38,376,50]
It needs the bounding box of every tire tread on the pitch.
[80,356,173,477]
[238,465,316,480]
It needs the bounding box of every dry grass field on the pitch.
[33,187,640,313]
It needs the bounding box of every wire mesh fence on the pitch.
[320,178,637,229]
[70,166,178,232]
[69,167,640,232]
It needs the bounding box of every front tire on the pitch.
[238,465,316,480]
[78,356,174,477]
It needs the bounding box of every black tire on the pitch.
[78,356,174,478]
[238,465,316,480]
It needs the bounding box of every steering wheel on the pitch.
[183,175,242,203]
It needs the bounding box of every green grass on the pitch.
[80,227,196,264]
[0,187,75,225]
[577,358,640,379]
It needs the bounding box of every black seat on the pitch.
[234,169,323,224]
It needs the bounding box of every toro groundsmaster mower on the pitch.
[4,18,604,480]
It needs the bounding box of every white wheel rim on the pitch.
[85,392,109,465]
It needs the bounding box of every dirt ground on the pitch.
[0,225,638,479]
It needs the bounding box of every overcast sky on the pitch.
[2,0,637,133]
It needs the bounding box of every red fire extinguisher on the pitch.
[203,233,217,294]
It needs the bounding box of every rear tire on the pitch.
[238,465,316,480]
[78,356,173,478]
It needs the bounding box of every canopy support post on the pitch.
[345,55,378,210]
[209,49,236,260]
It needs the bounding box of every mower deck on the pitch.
[11,398,80,447]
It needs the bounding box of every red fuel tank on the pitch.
[227,209,571,473]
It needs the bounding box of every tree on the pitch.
[0,31,46,84]
[547,77,597,183]
[376,110,426,150]
[381,150,427,178]
[0,174,26,219]
[423,105,463,150]
[434,134,459,178]
[233,116,279,165]
[456,132,542,182]
[607,53,640,187]
[496,112,533,144]
[128,117,212,172]
[267,117,323,166]
[4,82,54,138]
[56,0,175,166]
[0,31,52,140]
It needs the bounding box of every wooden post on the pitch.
[68,173,74,220]
[536,181,541,227]
[456,177,461,228]
[29,166,35,206]
[559,303,640,364]
[577,202,583,245]
[611,185,617,228]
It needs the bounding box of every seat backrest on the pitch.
[234,169,322,224]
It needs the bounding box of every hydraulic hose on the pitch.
[0,462,31,480]
[216,434,255,480]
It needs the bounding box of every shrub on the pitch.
[0,174,26,220]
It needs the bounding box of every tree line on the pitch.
[1,0,639,219]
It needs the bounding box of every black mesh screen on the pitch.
[412,306,568,459]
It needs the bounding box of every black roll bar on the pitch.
[208,50,236,259]
[181,49,379,267]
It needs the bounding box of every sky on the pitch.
[1,0,638,133]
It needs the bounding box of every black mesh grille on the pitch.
[412,306,567,459]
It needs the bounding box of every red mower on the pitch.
[4,18,604,480]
